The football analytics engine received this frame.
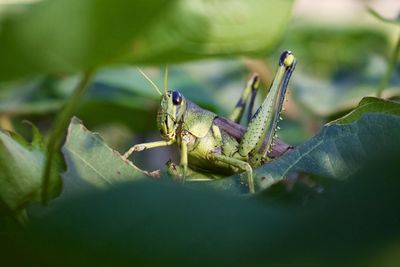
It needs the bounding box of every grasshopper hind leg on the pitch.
[207,152,255,193]
[238,51,296,163]
[229,74,260,124]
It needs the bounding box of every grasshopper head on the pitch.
[157,90,186,141]
[136,66,186,141]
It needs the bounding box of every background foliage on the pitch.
[0,0,399,265]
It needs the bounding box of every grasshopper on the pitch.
[123,51,296,193]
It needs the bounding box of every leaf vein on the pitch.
[66,148,112,185]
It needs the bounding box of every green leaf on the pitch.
[332,97,400,124]
[254,112,400,189]
[0,0,294,81]
[0,0,169,80]
[9,151,400,266]
[0,124,61,213]
[61,117,155,197]
[22,120,45,150]
[125,0,294,64]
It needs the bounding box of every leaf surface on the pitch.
[0,124,60,212]
[61,117,153,197]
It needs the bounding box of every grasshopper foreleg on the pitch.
[123,140,175,159]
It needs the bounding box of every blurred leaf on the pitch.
[367,7,400,25]
[0,77,63,114]
[61,117,153,198]
[0,123,60,214]
[125,0,294,64]
[0,0,294,81]
[0,72,160,131]
[7,149,399,266]
[0,0,169,80]
[332,97,400,124]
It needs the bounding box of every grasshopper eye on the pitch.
[172,91,182,105]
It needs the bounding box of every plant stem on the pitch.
[41,70,94,204]
[377,31,400,98]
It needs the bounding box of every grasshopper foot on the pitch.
[122,144,145,159]
[147,169,161,178]
[166,160,185,181]
[166,160,215,181]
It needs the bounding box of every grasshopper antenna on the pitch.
[164,65,168,95]
[136,67,162,96]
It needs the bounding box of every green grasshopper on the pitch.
[123,51,296,193]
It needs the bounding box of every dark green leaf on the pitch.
[0,0,169,80]
[255,112,400,189]
[0,124,61,213]
[6,150,399,266]
[332,97,400,124]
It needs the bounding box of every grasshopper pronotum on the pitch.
[123,51,296,193]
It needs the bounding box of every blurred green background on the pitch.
[0,0,400,266]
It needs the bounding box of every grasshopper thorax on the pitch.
[157,90,186,141]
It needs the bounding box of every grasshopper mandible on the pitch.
[123,51,296,193]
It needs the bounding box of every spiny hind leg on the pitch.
[238,51,296,161]
[228,73,260,124]
[207,152,254,193]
